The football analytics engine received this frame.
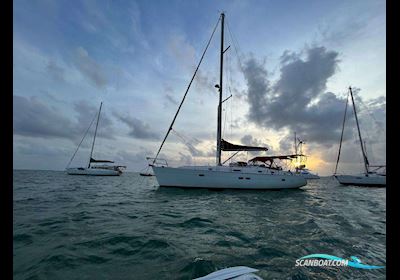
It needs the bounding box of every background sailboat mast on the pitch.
[88,102,103,168]
[349,87,369,174]
[216,12,225,166]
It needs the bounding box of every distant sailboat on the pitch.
[66,102,126,176]
[292,133,320,179]
[334,87,385,186]
[148,13,306,189]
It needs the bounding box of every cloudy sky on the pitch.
[13,0,386,175]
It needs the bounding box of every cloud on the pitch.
[163,85,179,107]
[165,94,178,105]
[13,96,115,141]
[73,100,115,140]
[167,34,214,93]
[114,112,160,140]
[240,134,269,156]
[46,60,65,82]
[73,46,107,88]
[13,95,76,139]
[128,1,149,49]
[243,46,347,147]
[240,134,267,147]
[240,44,385,173]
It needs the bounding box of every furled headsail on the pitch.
[221,139,268,152]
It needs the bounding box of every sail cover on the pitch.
[90,158,114,163]
[249,155,301,162]
[221,139,268,151]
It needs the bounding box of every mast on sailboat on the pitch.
[349,87,369,174]
[216,12,225,166]
[88,102,103,168]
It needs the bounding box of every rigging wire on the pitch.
[171,128,199,165]
[334,91,349,175]
[226,19,245,73]
[353,95,385,165]
[66,113,98,168]
[152,15,221,163]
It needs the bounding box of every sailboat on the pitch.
[292,133,320,179]
[148,13,307,189]
[334,87,385,186]
[66,102,126,176]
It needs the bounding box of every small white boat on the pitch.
[65,102,126,176]
[148,13,307,190]
[296,168,320,179]
[66,165,124,176]
[193,266,263,280]
[333,87,385,187]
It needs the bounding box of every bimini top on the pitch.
[249,154,303,162]
[221,139,268,152]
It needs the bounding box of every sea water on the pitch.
[13,170,386,279]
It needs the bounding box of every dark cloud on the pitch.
[13,95,76,139]
[240,134,269,156]
[243,46,349,147]
[241,45,385,171]
[73,47,107,88]
[240,134,267,148]
[114,112,160,140]
[13,95,115,141]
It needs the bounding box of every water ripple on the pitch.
[13,171,386,280]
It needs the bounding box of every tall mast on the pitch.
[294,132,298,169]
[334,92,349,174]
[349,87,369,174]
[216,12,225,166]
[88,102,103,168]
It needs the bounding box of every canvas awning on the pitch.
[221,139,268,152]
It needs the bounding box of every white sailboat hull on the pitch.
[334,174,385,187]
[66,167,121,176]
[152,166,307,189]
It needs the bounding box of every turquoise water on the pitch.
[13,170,386,279]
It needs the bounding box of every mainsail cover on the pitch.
[249,155,302,162]
[221,139,268,151]
[90,158,114,163]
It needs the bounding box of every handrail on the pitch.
[147,157,168,167]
